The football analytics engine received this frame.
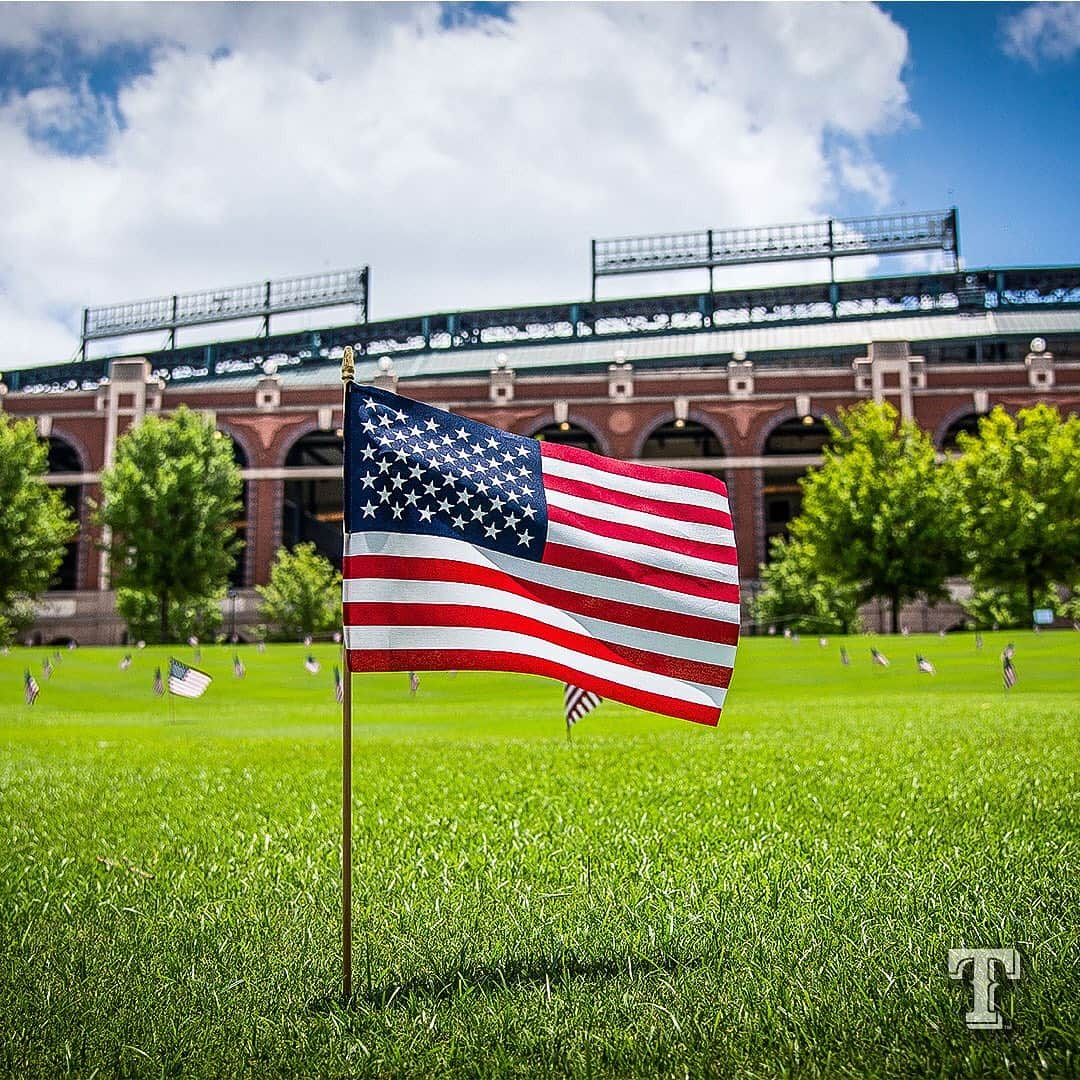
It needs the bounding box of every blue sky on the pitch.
[0,2,1078,368]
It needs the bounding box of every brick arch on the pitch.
[275,417,334,469]
[630,407,730,459]
[44,427,91,592]
[753,408,833,457]
[46,425,92,473]
[933,405,985,450]
[214,420,257,468]
[213,421,259,588]
[524,412,612,457]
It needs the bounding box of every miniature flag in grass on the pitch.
[304,654,321,675]
[916,654,935,675]
[1002,642,1015,661]
[1003,654,1017,690]
[42,657,52,679]
[24,669,39,705]
[342,384,738,726]
[871,647,890,668]
[333,665,344,704]
[565,683,601,733]
[119,653,132,670]
[840,646,850,667]
[153,667,165,697]
[52,650,61,664]
[233,654,245,678]
[303,635,313,647]
[819,637,828,648]
[975,633,984,650]
[168,657,212,698]
[257,641,266,654]
[408,671,420,696]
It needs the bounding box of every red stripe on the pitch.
[346,647,720,726]
[343,603,733,689]
[542,542,740,605]
[548,504,737,566]
[543,471,732,529]
[342,555,739,645]
[542,441,728,497]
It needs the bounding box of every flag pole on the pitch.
[341,345,355,1002]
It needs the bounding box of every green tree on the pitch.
[0,414,76,645]
[954,404,1080,619]
[962,583,1060,631]
[257,543,341,640]
[96,407,242,643]
[792,401,960,634]
[754,536,861,635]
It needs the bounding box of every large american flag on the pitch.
[342,384,739,725]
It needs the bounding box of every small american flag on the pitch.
[24,669,39,705]
[233,654,245,678]
[975,633,983,650]
[303,635,313,647]
[1002,642,1015,661]
[871,647,890,668]
[188,636,199,647]
[304,654,321,675]
[168,657,212,698]
[153,667,165,696]
[565,683,601,733]
[119,653,132,671]
[42,657,52,679]
[333,665,344,704]
[257,641,266,654]
[916,654,935,675]
[818,637,828,648]
[840,646,850,667]
[1003,654,1017,690]
[408,671,420,696]
[342,384,738,725]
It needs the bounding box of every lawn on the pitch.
[1,632,1077,1078]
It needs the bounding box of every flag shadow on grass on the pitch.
[311,949,708,1012]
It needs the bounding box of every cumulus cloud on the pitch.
[1003,2,1080,65]
[0,2,911,369]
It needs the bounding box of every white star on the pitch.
[515,445,530,457]
[363,397,377,411]
[485,436,499,450]
[490,495,505,512]
[378,489,392,504]
[437,497,453,513]
[516,530,532,546]
[423,481,438,497]
[476,479,490,494]
[504,513,520,529]
[520,484,534,497]
[426,439,441,453]
[516,466,530,478]
[359,472,377,489]
[451,514,466,530]
[472,458,489,472]
[394,409,407,422]
[456,447,471,460]
[521,504,536,519]
[484,523,499,539]
[362,419,377,434]
[408,464,423,480]
[409,425,422,438]
[501,451,515,464]
[391,504,404,520]
[441,434,455,447]
[360,446,376,461]
[505,488,520,503]
[360,501,377,518]
[390,475,406,490]
[470,505,486,521]
[454,427,470,441]
[441,473,457,489]
[456,489,473,504]
[418,505,435,523]
[404,491,420,506]
[377,414,393,428]
[394,448,409,462]
[391,428,409,441]
[489,474,505,488]
[376,460,392,474]
[424,418,439,432]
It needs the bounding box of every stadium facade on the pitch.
[2,210,1078,643]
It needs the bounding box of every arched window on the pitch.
[47,436,82,591]
[533,422,600,454]
[641,420,724,460]
[282,430,343,565]
[220,433,249,587]
[940,413,981,451]
[761,416,830,557]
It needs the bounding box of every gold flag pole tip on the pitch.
[342,345,355,386]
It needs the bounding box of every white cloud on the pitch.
[0,2,911,369]
[1003,2,1080,65]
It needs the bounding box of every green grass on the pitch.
[1,633,1077,1078]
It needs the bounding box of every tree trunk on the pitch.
[159,591,169,643]
[890,590,901,635]
[1026,578,1036,624]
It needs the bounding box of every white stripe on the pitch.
[542,455,729,515]
[345,532,740,625]
[343,577,736,672]
[547,520,738,584]
[545,488,734,549]
[343,625,727,708]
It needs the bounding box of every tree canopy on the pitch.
[257,543,341,640]
[953,404,1080,619]
[754,536,861,635]
[96,407,242,643]
[0,415,76,644]
[791,401,960,633]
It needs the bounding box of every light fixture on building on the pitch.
[673,395,689,429]
[335,428,344,438]
[1030,337,1047,354]
[559,421,570,431]
[674,418,686,429]
[802,414,815,426]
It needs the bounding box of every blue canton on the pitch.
[345,384,549,561]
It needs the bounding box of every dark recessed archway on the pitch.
[47,436,83,591]
[761,416,829,559]
[219,432,250,586]
[641,420,725,461]
[940,413,981,451]
[282,430,343,565]
[763,416,830,456]
[533,422,600,454]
